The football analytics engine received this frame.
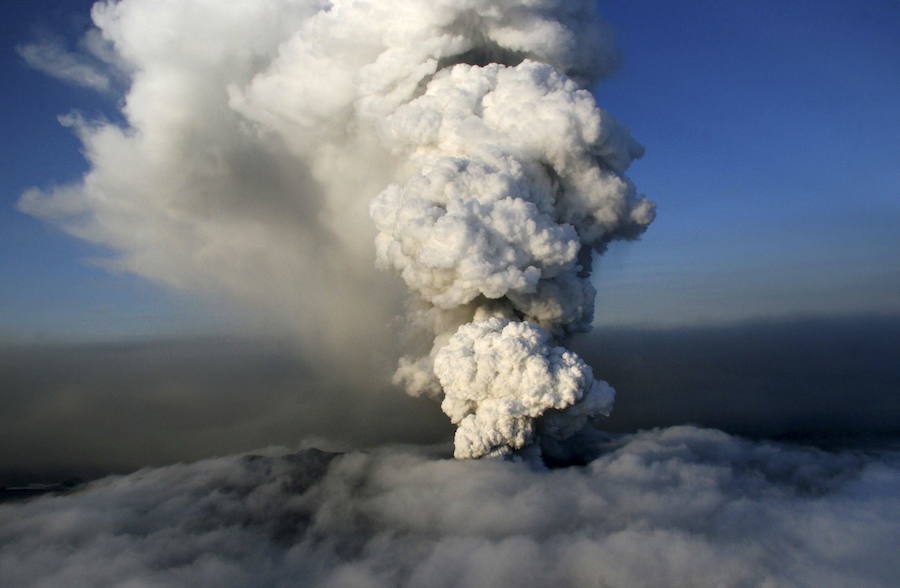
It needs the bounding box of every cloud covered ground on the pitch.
[2,426,898,587]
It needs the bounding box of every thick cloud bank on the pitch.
[20,0,653,459]
[2,427,898,587]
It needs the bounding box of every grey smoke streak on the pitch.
[17,36,112,92]
[0,337,450,484]
[1,427,898,587]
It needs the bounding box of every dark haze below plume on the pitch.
[576,313,900,441]
[2,314,898,485]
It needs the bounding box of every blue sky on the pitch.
[595,0,900,325]
[2,0,898,341]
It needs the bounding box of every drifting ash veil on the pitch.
[21,0,653,461]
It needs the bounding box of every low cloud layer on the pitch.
[2,426,898,587]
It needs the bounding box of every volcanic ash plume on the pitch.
[434,319,615,460]
[368,9,654,457]
[19,0,653,459]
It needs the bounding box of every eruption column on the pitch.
[19,0,654,459]
[369,17,655,458]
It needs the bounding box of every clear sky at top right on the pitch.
[592,0,899,326]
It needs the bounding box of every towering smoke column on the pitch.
[21,0,653,459]
[367,8,655,458]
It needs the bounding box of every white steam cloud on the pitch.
[20,0,653,459]
[2,428,899,587]
[435,319,614,459]
[364,6,654,457]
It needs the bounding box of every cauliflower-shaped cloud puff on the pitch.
[434,318,614,458]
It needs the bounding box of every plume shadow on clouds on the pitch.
[2,314,898,485]
[577,313,900,441]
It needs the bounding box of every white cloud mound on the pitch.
[372,152,581,311]
[371,60,653,321]
[2,428,899,588]
[434,318,613,459]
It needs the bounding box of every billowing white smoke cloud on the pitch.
[2,427,899,588]
[369,53,652,456]
[20,0,653,458]
[435,318,614,459]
